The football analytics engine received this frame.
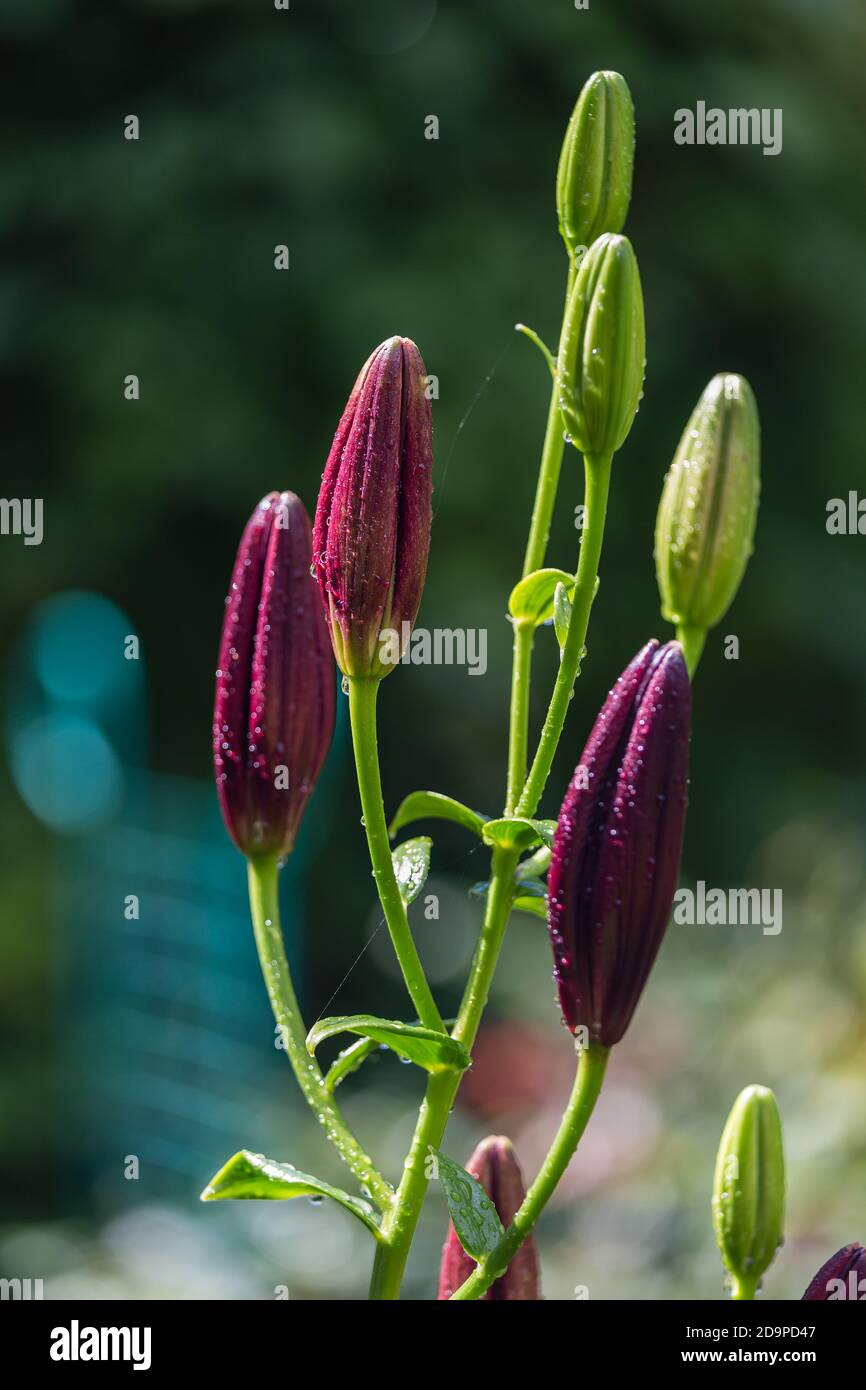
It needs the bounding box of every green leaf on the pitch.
[391,836,432,905]
[514,895,548,919]
[509,568,576,627]
[200,1150,381,1236]
[324,1017,458,1092]
[482,816,557,852]
[307,1015,470,1075]
[514,845,552,882]
[323,1036,380,1093]
[431,1147,504,1260]
[388,790,488,840]
[553,581,573,649]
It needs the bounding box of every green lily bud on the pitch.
[558,233,645,459]
[654,373,760,635]
[712,1085,785,1299]
[556,71,635,265]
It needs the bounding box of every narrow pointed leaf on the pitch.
[323,1016,458,1092]
[307,1014,470,1074]
[482,817,557,852]
[391,835,432,904]
[515,846,552,882]
[200,1150,381,1236]
[323,1036,380,1093]
[514,896,548,919]
[388,790,488,840]
[553,581,573,649]
[509,568,576,627]
[432,1147,505,1260]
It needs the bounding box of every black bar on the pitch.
[1,1297,858,1374]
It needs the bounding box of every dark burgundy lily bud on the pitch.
[312,336,433,680]
[802,1243,866,1300]
[437,1136,540,1300]
[547,640,690,1047]
[213,492,335,861]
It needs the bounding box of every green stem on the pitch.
[367,845,520,1299]
[730,1274,758,1300]
[246,856,393,1211]
[504,257,582,873]
[453,845,520,1044]
[520,262,576,579]
[368,259,580,1297]
[368,1069,457,1299]
[450,1042,610,1300]
[517,452,612,819]
[505,621,535,815]
[522,390,568,579]
[676,623,707,679]
[347,676,443,1034]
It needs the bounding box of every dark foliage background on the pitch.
[2,0,865,1298]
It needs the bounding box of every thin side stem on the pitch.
[347,675,443,1033]
[520,262,576,578]
[246,856,393,1211]
[450,1042,610,1300]
[518,452,612,818]
[505,621,535,815]
[510,275,577,815]
[515,323,556,377]
[453,844,520,1045]
[676,623,707,679]
[522,388,568,578]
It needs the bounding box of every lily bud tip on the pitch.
[313,335,433,681]
[436,1135,540,1300]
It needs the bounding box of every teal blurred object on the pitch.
[32,592,137,711]
[6,592,144,829]
[12,714,123,834]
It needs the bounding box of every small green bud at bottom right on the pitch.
[712,1084,785,1298]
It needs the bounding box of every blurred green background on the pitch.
[2,0,866,1300]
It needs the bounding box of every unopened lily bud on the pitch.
[213,492,335,861]
[556,71,635,264]
[655,373,760,633]
[313,336,433,680]
[558,233,645,459]
[712,1085,785,1296]
[547,640,690,1046]
[802,1242,866,1301]
[437,1136,540,1300]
